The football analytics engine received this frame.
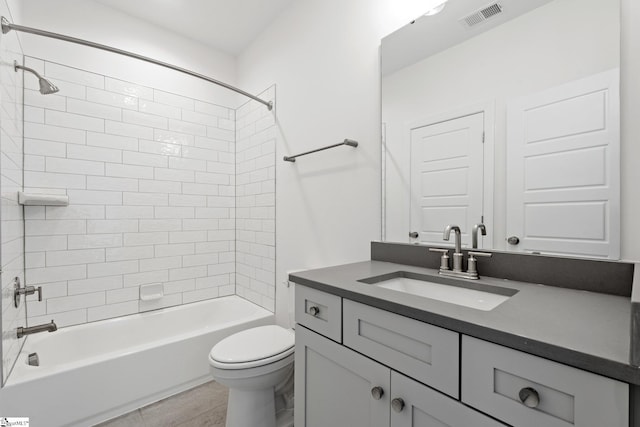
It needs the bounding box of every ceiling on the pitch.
[94,0,296,55]
[381,0,554,76]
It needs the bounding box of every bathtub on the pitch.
[0,296,274,427]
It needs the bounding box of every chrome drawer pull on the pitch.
[370,386,384,400]
[308,305,320,316]
[518,387,540,408]
[391,398,405,412]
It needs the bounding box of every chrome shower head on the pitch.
[14,61,59,95]
[38,76,59,95]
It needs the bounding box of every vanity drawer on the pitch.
[461,336,629,427]
[343,299,459,398]
[295,285,342,342]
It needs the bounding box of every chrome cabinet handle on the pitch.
[308,306,320,316]
[391,398,405,412]
[370,386,384,400]
[518,387,540,408]
[409,231,419,238]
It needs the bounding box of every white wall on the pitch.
[2,1,278,333]
[235,87,277,311]
[3,0,638,339]
[382,0,620,251]
[0,0,24,386]
[237,0,396,327]
[5,0,21,23]
[19,0,239,107]
[238,0,640,329]
[620,0,640,261]
[22,58,239,328]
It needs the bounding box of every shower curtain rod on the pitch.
[1,17,273,110]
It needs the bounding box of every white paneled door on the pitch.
[410,113,485,248]
[506,69,620,259]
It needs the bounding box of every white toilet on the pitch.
[209,324,295,427]
[209,281,297,427]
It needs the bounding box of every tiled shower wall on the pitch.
[22,57,244,328]
[235,88,276,311]
[0,1,25,383]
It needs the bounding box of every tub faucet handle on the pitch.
[13,277,43,307]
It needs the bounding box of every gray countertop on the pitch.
[290,260,640,385]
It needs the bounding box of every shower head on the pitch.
[37,75,59,95]
[14,61,59,95]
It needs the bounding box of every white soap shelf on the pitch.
[140,283,164,301]
[18,192,69,206]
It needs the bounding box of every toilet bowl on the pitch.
[209,324,295,427]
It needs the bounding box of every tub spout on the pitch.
[17,320,57,338]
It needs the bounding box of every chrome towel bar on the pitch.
[284,139,358,162]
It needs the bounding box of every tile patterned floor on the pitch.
[95,381,228,427]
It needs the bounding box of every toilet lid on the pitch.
[210,325,294,365]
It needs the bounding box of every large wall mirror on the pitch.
[381,0,620,259]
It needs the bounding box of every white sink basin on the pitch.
[363,274,515,311]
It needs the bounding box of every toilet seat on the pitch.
[209,325,294,370]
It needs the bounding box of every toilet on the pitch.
[209,280,297,427]
[209,324,295,427]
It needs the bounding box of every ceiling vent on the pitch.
[461,2,504,27]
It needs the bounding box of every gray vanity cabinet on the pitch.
[294,285,506,427]
[295,326,505,427]
[294,283,631,427]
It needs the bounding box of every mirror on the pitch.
[381,0,621,259]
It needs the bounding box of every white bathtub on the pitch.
[0,296,274,427]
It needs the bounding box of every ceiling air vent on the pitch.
[461,2,504,28]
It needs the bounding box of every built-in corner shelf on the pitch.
[18,192,69,206]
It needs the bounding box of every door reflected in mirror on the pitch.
[381,0,620,259]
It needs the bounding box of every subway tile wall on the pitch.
[235,88,276,311]
[21,57,275,328]
[1,1,25,385]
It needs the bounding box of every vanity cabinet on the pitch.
[295,326,504,427]
[294,284,630,427]
[295,286,506,427]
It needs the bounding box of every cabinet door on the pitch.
[295,325,391,427]
[390,371,507,427]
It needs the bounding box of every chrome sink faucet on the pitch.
[429,224,492,279]
[472,223,486,249]
[443,225,463,272]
